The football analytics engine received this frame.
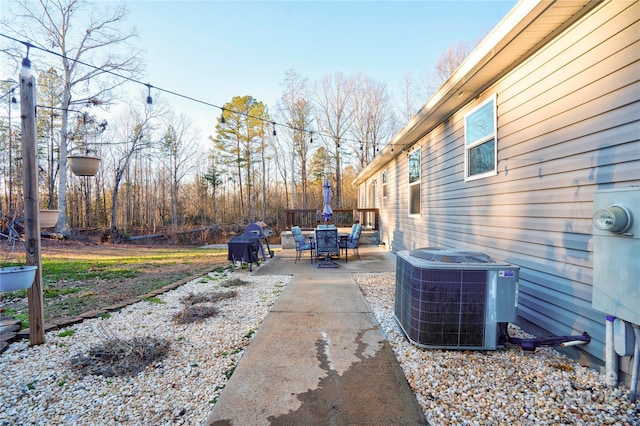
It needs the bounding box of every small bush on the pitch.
[221,278,250,288]
[172,304,219,324]
[70,335,170,377]
[180,290,237,306]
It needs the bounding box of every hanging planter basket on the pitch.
[0,265,37,292]
[68,155,101,177]
[39,209,60,228]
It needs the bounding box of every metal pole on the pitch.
[19,60,45,345]
[8,92,13,215]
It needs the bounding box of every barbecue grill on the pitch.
[227,233,261,271]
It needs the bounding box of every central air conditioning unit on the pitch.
[395,248,519,350]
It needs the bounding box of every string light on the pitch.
[220,108,226,124]
[20,44,33,79]
[146,83,153,105]
[1,33,383,150]
[272,122,277,136]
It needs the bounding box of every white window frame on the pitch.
[408,148,421,216]
[464,94,497,181]
[381,169,388,199]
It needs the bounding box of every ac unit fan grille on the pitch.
[396,262,488,347]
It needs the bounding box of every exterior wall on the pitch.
[365,1,640,381]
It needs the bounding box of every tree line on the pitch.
[0,0,472,240]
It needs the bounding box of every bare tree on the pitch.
[314,72,354,209]
[396,72,420,124]
[36,67,64,209]
[434,41,473,86]
[350,73,395,171]
[106,96,164,242]
[395,39,479,126]
[157,113,200,235]
[277,68,314,208]
[6,0,143,236]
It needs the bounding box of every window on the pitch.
[408,149,420,215]
[465,95,497,180]
[381,169,388,198]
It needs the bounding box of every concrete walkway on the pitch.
[206,246,427,425]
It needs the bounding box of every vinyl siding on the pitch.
[364,0,640,381]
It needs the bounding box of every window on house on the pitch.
[465,94,497,180]
[382,169,388,198]
[408,149,420,215]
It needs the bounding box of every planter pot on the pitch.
[40,209,60,228]
[0,265,37,292]
[68,155,101,176]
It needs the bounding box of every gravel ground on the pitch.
[355,272,639,426]
[0,270,289,425]
[1,269,638,425]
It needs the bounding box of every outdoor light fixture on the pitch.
[11,89,17,104]
[220,108,226,124]
[310,132,313,144]
[20,50,33,79]
[272,122,276,136]
[146,83,153,105]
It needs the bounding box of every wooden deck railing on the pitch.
[283,208,379,231]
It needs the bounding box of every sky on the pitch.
[111,0,518,141]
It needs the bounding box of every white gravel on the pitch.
[0,269,289,425]
[1,268,638,425]
[354,271,640,426]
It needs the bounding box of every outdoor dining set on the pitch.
[292,223,362,268]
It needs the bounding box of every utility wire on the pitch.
[0,32,371,147]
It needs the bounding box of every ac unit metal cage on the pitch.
[394,248,519,350]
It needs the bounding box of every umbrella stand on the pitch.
[321,178,333,224]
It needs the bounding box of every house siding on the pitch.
[362,1,639,382]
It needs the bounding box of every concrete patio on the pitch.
[206,245,427,425]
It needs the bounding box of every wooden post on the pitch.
[20,64,45,345]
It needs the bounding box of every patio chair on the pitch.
[341,223,362,262]
[315,228,340,268]
[291,226,314,263]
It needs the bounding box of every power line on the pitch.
[0,32,371,148]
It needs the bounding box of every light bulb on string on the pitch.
[310,132,313,144]
[220,108,226,124]
[20,45,33,79]
[272,122,277,136]
[146,83,153,106]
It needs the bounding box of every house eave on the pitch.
[355,0,602,185]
